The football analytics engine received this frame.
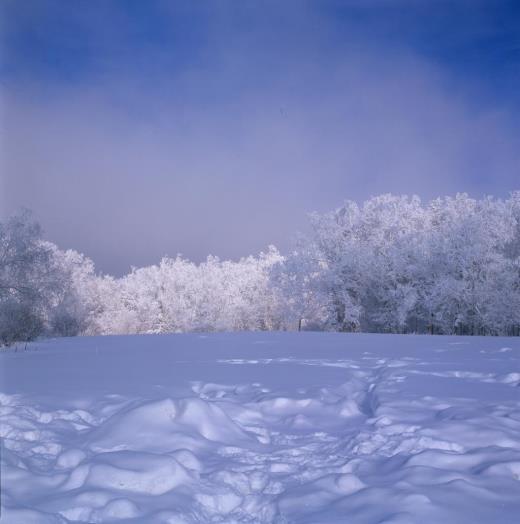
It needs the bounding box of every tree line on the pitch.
[1,193,519,346]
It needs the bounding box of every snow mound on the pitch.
[89,397,252,454]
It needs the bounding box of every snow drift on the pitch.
[1,332,520,523]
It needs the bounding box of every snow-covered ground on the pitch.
[1,332,520,523]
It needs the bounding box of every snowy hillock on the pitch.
[1,332,520,523]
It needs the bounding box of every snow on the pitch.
[1,332,519,523]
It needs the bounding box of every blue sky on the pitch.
[1,0,519,274]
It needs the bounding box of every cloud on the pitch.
[1,1,519,274]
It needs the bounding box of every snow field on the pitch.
[1,332,520,523]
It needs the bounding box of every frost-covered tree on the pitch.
[0,212,62,344]
[48,247,113,336]
[3,194,519,341]
[278,193,520,335]
[283,195,428,332]
[84,246,286,335]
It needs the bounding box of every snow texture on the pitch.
[1,332,520,523]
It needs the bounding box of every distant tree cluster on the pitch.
[1,193,519,345]
[282,193,520,335]
[65,247,286,336]
[0,212,286,343]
